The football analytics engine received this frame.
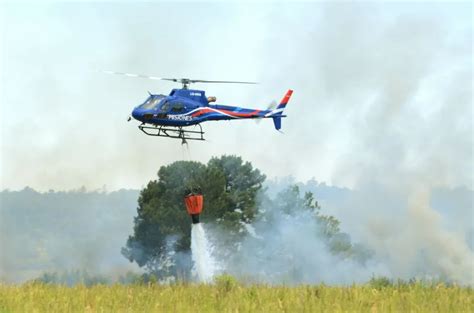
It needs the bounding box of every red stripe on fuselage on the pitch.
[192,108,213,117]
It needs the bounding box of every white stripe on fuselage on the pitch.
[170,106,240,119]
[168,106,278,119]
[264,108,284,117]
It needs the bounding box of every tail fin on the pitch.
[272,89,293,130]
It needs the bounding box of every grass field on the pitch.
[1,278,473,313]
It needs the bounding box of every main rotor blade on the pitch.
[190,79,258,84]
[100,71,258,85]
[100,70,172,81]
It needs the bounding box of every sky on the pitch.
[0,1,472,191]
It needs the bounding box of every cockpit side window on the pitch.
[160,101,170,112]
[171,103,185,113]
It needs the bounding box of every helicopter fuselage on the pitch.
[131,88,278,127]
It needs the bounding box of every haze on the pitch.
[1,1,473,285]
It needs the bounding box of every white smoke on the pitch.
[202,183,473,286]
[333,186,474,285]
[214,210,387,285]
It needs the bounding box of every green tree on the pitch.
[122,155,266,277]
[203,155,265,230]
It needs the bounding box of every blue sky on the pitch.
[1,1,472,191]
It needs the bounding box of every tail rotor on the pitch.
[268,89,293,130]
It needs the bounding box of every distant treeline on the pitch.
[0,188,140,283]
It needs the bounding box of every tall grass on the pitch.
[0,279,472,312]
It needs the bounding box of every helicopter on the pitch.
[102,71,293,144]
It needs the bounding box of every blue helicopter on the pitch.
[103,71,293,143]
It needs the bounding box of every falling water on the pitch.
[191,223,217,283]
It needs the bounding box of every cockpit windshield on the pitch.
[139,95,165,110]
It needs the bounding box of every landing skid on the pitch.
[138,124,205,144]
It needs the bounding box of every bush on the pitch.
[369,276,392,289]
[214,274,239,293]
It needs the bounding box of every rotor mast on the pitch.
[166,78,192,89]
